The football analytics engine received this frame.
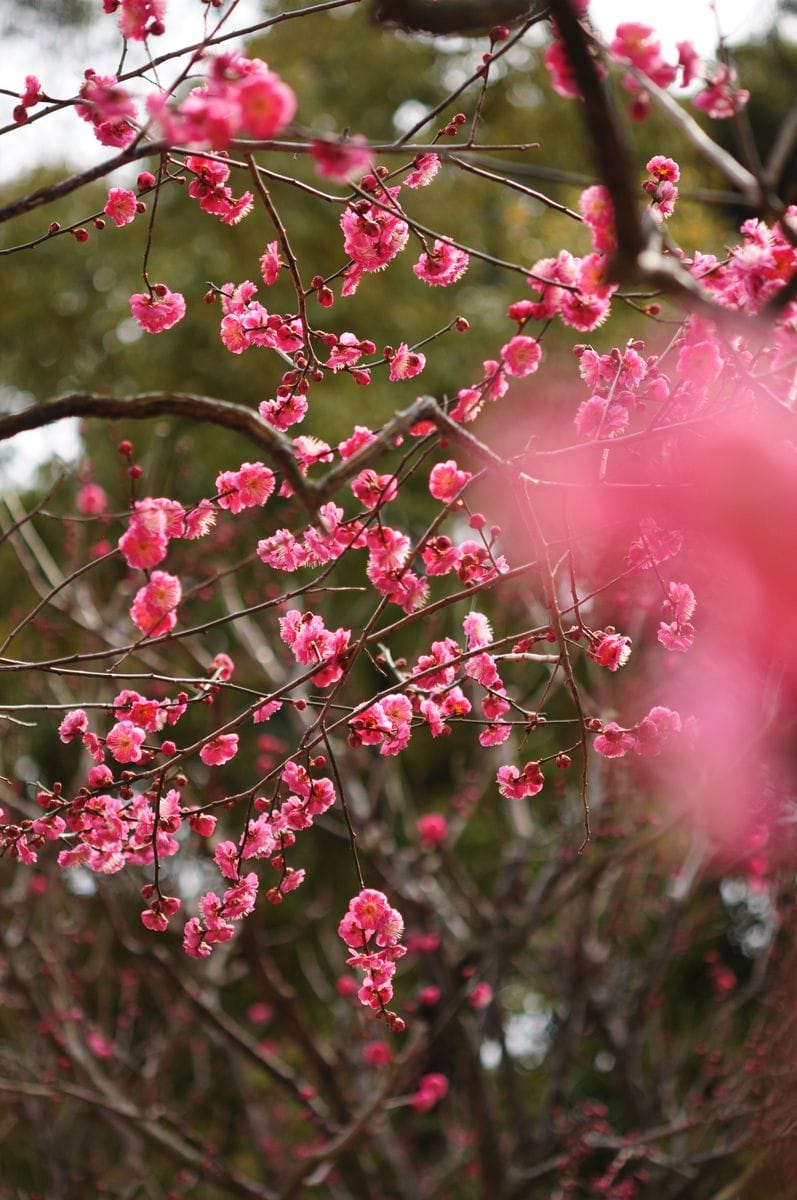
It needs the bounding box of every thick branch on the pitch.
[0,391,312,508]
[547,0,645,267]
[372,0,547,35]
[0,142,167,226]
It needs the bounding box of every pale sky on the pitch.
[588,0,784,51]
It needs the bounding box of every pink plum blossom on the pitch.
[106,720,146,764]
[200,733,239,766]
[104,187,138,227]
[129,287,186,333]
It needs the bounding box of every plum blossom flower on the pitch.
[116,0,166,40]
[580,185,616,254]
[104,187,138,227]
[185,154,253,225]
[183,917,212,958]
[113,689,166,732]
[215,462,275,513]
[387,343,425,381]
[130,571,182,636]
[593,723,635,758]
[129,286,186,333]
[157,55,296,150]
[259,240,283,285]
[428,460,472,503]
[677,40,701,87]
[501,335,542,378]
[351,469,398,508]
[141,894,181,932]
[338,425,376,459]
[627,519,683,569]
[279,609,351,686]
[417,813,448,846]
[544,39,583,99]
[693,64,749,119]
[412,241,469,287]
[76,483,108,514]
[463,611,492,649]
[497,762,545,800]
[59,709,89,743]
[12,74,43,123]
[658,621,695,652]
[200,733,239,766]
[106,720,146,764]
[590,629,632,671]
[405,153,440,188]
[118,497,185,569]
[183,499,216,539]
[411,1073,449,1112]
[632,706,681,756]
[643,157,680,221]
[574,394,629,440]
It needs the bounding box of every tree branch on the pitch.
[0,391,313,508]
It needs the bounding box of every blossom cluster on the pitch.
[338,889,407,1028]
[545,18,749,121]
[183,759,336,957]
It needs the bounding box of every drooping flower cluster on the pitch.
[185,154,254,225]
[658,581,696,653]
[118,496,187,568]
[338,889,407,1027]
[130,570,182,636]
[340,183,409,295]
[643,155,680,222]
[183,759,336,957]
